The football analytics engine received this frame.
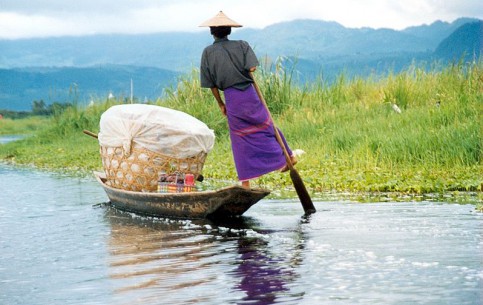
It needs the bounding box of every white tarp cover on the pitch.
[98,104,215,158]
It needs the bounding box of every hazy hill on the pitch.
[0,66,178,111]
[401,17,479,48]
[0,33,209,72]
[0,17,481,111]
[0,17,479,71]
[434,21,482,61]
[243,19,431,60]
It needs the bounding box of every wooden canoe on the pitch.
[94,171,270,219]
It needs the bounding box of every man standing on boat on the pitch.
[199,11,297,189]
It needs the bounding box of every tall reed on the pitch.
[1,60,481,196]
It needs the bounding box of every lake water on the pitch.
[0,164,482,305]
[0,135,24,145]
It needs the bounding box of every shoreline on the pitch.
[2,160,481,209]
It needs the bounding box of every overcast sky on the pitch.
[0,0,481,39]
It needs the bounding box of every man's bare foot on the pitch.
[241,181,250,189]
[281,156,298,172]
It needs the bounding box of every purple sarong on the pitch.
[224,84,292,181]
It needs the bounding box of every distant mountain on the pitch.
[0,17,481,111]
[0,65,178,111]
[402,17,479,49]
[434,21,482,61]
[0,17,479,71]
[0,33,209,72]
[244,19,431,59]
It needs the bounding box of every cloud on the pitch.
[1,0,163,14]
[0,0,481,39]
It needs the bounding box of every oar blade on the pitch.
[290,168,316,214]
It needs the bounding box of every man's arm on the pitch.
[210,87,226,116]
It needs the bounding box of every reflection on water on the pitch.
[233,229,304,304]
[105,208,306,305]
[1,164,482,305]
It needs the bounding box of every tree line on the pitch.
[1,100,73,119]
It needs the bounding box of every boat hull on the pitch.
[95,172,270,219]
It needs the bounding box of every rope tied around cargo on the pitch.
[122,136,133,157]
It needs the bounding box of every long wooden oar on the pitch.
[83,129,98,139]
[250,72,316,215]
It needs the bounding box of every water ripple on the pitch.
[1,165,482,305]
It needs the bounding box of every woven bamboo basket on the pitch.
[100,145,207,192]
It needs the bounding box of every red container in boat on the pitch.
[184,173,195,186]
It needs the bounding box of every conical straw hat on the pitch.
[199,11,242,27]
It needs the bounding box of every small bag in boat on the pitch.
[98,104,215,192]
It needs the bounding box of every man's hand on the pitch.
[219,104,227,116]
[211,87,226,116]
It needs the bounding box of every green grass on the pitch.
[1,61,482,207]
[0,116,49,135]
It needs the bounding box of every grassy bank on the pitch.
[1,62,482,206]
[0,116,48,135]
